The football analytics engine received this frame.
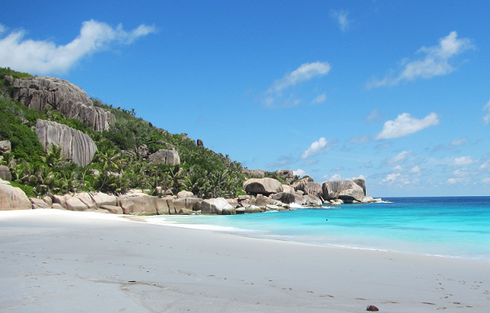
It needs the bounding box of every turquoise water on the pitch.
[147,197,490,262]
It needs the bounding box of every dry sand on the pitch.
[0,209,489,312]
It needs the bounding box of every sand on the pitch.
[0,209,489,312]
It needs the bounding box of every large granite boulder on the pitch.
[91,192,118,207]
[11,76,115,131]
[118,192,158,215]
[253,194,279,207]
[271,192,296,204]
[0,165,11,181]
[353,178,367,196]
[322,180,343,200]
[148,149,180,165]
[0,179,31,210]
[281,184,295,194]
[243,178,283,196]
[35,119,97,167]
[65,196,89,211]
[173,197,202,214]
[30,197,51,209]
[292,176,314,192]
[200,198,236,215]
[304,182,322,197]
[0,140,10,154]
[303,194,323,206]
[339,180,365,203]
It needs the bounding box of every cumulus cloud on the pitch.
[367,31,474,88]
[312,93,327,104]
[380,173,400,184]
[482,178,490,184]
[301,137,338,159]
[263,61,331,108]
[0,20,156,74]
[330,9,351,32]
[293,169,307,177]
[483,99,490,124]
[376,112,440,140]
[453,156,474,166]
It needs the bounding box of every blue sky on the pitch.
[1,0,490,197]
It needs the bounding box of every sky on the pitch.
[1,0,490,197]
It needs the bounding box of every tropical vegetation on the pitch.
[0,67,248,199]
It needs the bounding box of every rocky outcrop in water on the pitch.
[35,119,97,167]
[339,180,365,203]
[10,76,115,131]
[322,180,343,200]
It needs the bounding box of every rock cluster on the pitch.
[9,76,115,131]
[35,119,97,167]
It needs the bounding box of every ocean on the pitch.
[147,196,490,262]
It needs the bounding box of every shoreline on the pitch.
[1,209,489,312]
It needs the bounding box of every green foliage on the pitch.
[264,171,287,184]
[9,181,36,198]
[0,67,34,80]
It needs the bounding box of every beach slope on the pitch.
[0,209,489,312]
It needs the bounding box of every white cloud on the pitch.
[293,169,306,177]
[453,156,474,166]
[411,166,421,174]
[447,178,458,184]
[349,135,371,144]
[454,169,470,177]
[0,20,156,75]
[312,93,327,104]
[380,173,400,184]
[447,177,470,184]
[376,112,440,140]
[0,23,5,34]
[301,137,337,159]
[327,173,342,181]
[262,61,331,108]
[482,178,490,184]
[269,62,331,93]
[483,99,490,124]
[450,137,467,147]
[383,150,412,166]
[393,165,403,171]
[366,109,381,122]
[367,31,474,88]
[330,9,351,32]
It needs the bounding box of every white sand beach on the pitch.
[1,209,489,312]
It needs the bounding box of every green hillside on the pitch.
[0,67,247,198]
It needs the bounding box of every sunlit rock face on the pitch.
[12,76,115,131]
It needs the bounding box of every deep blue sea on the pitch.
[147,197,490,262]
